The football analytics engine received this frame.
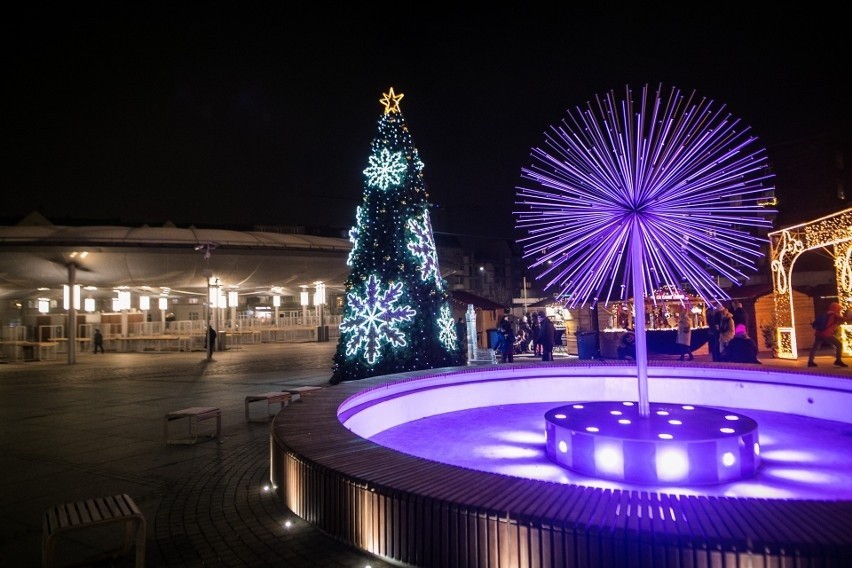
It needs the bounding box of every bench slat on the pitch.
[164,407,222,444]
[245,392,292,421]
[42,494,146,567]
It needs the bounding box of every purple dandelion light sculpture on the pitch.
[515,84,776,416]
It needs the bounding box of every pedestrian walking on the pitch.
[807,302,851,368]
[93,329,105,354]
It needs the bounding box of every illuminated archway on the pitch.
[769,208,852,359]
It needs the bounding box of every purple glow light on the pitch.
[514,84,776,308]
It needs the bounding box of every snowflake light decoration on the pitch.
[363,148,407,191]
[407,211,442,288]
[339,274,416,365]
[437,304,457,350]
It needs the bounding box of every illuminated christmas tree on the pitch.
[330,88,463,384]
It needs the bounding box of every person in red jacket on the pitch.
[807,302,850,368]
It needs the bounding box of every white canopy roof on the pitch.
[0,215,353,302]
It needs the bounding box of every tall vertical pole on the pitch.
[213,279,220,351]
[206,277,213,361]
[631,222,650,417]
[67,263,77,365]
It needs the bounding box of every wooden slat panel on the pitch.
[272,374,852,568]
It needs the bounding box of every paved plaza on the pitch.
[0,341,848,567]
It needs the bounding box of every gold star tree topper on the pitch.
[380,87,404,115]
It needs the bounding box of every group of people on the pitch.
[492,311,558,363]
[707,300,850,367]
[614,301,761,364]
[704,301,760,364]
[469,300,850,368]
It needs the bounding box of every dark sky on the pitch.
[5,10,848,239]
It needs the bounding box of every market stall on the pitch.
[598,286,710,357]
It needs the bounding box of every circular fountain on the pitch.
[544,400,759,485]
[271,361,852,567]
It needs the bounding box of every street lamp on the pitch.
[300,285,309,326]
[206,275,219,360]
[63,285,81,310]
[228,289,238,329]
[314,281,327,342]
[273,292,281,325]
[159,295,169,332]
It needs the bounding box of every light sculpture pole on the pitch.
[515,84,776,417]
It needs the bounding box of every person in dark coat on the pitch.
[517,316,532,353]
[497,317,515,363]
[724,324,761,364]
[206,325,217,350]
[617,330,636,360]
[706,306,722,362]
[528,311,541,356]
[93,329,105,354]
[536,311,556,362]
[731,300,748,328]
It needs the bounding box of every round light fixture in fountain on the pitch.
[544,401,760,485]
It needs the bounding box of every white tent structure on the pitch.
[0,213,353,304]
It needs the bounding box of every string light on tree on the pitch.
[339,274,416,365]
[330,88,464,383]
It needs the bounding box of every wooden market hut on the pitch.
[450,290,509,348]
[727,284,816,354]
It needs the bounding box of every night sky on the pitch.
[5,10,848,239]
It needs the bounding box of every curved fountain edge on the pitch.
[271,361,852,568]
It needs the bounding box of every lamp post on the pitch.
[159,296,168,331]
[206,275,219,361]
[273,293,281,326]
[139,295,150,327]
[314,281,327,342]
[117,289,130,339]
[196,242,219,360]
[64,264,79,365]
[228,289,238,330]
[300,285,309,326]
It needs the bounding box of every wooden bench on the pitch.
[284,386,323,402]
[164,406,222,444]
[42,493,145,568]
[245,392,291,421]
